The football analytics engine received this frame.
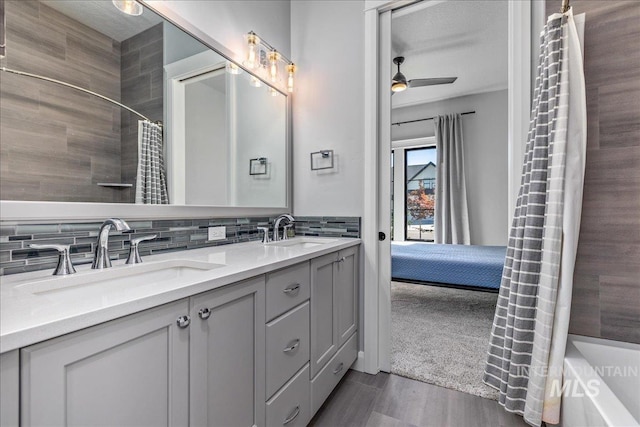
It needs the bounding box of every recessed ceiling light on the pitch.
[112,0,143,16]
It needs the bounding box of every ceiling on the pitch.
[43,1,163,42]
[391,0,508,109]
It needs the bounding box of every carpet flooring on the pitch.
[391,281,500,400]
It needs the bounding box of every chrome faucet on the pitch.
[92,218,131,269]
[273,214,295,241]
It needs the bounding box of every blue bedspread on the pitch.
[391,242,507,289]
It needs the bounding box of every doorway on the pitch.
[361,0,537,400]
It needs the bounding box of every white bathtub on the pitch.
[561,334,640,427]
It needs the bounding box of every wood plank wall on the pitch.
[0,1,124,203]
[545,0,640,343]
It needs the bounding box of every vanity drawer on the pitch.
[266,262,310,321]
[310,332,357,417]
[266,302,310,399]
[266,364,310,427]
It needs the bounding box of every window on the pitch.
[405,147,436,242]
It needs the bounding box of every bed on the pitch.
[391,242,507,290]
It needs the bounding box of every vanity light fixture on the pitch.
[244,31,260,69]
[250,76,262,88]
[112,0,143,16]
[244,31,295,92]
[287,64,296,93]
[268,50,279,83]
[226,61,241,75]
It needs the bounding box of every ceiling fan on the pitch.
[391,56,457,93]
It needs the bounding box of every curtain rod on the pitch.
[0,67,159,124]
[392,111,476,126]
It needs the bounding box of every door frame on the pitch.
[361,0,535,374]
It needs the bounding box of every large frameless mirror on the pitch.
[0,0,289,212]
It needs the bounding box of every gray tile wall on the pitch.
[0,0,124,203]
[120,24,164,202]
[546,0,640,344]
[0,216,360,276]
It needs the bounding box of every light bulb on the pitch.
[391,81,407,92]
[268,87,278,97]
[250,76,262,88]
[286,63,296,93]
[112,0,143,16]
[245,32,259,69]
[226,62,241,75]
[268,50,279,83]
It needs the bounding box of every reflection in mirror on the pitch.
[0,0,288,208]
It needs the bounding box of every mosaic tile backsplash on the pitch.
[0,216,360,276]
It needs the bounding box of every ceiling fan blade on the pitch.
[408,77,457,88]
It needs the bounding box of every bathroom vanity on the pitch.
[0,237,360,427]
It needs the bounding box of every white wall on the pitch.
[391,90,509,246]
[290,0,365,217]
[233,76,287,207]
[154,1,291,60]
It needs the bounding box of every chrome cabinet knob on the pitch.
[198,307,211,320]
[176,315,191,328]
[282,339,300,353]
[282,284,300,295]
[126,234,156,264]
[282,406,300,425]
[29,244,76,276]
[332,362,344,375]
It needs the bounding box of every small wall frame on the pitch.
[310,150,334,171]
[249,157,268,175]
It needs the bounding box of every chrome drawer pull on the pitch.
[198,307,211,320]
[334,257,346,264]
[283,339,300,353]
[333,362,344,375]
[176,315,191,328]
[283,406,300,425]
[283,284,300,295]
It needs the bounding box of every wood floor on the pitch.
[310,370,529,427]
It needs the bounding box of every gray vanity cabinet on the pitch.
[10,243,359,427]
[310,247,359,378]
[336,246,358,348]
[20,300,190,427]
[309,247,359,417]
[0,351,19,427]
[310,251,340,377]
[189,276,266,427]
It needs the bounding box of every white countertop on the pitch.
[0,237,360,353]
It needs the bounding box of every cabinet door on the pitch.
[190,276,266,427]
[1,350,19,427]
[20,300,190,427]
[336,246,358,347]
[310,252,339,377]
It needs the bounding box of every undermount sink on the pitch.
[16,259,224,297]
[266,237,338,249]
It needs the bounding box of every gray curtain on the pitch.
[434,113,470,244]
[484,10,587,426]
[135,120,169,204]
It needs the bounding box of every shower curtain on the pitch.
[135,120,169,205]
[484,9,586,427]
[434,114,470,245]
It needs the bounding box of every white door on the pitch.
[377,9,393,373]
